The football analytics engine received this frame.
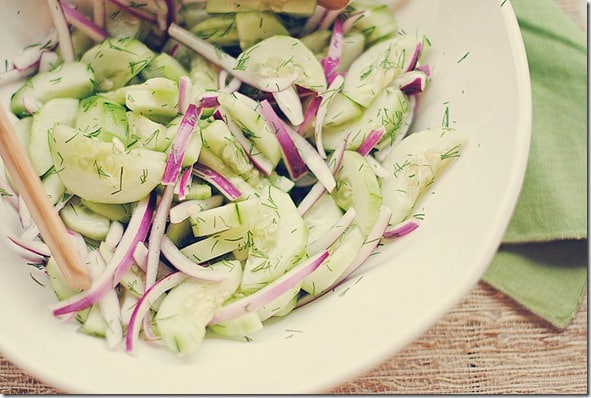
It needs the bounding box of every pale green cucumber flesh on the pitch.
[333,150,382,236]
[76,96,129,144]
[10,62,95,117]
[60,197,112,241]
[301,225,365,296]
[29,98,79,176]
[49,124,166,204]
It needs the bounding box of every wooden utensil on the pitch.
[0,105,91,290]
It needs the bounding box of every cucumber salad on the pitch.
[0,0,468,356]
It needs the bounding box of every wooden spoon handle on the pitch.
[0,105,91,290]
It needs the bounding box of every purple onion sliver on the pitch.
[357,128,385,157]
[162,103,199,184]
[209,251,329,325]
[192,163,242,201]
[383,219,420,239]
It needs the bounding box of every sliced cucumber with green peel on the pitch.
[189,198,261,237]
[42,171,67,206]
[217,91,281,167]
[333,150,382,236]
[124,77,179,124]
[206,0,316,16]
[379,127,469,225]
[79,199,132,223]
[140,52,189,82]
[201,119,254,176]
[156,260,241,355]
[322,92,364,128]
[347,0,399,44]
[10,62,95,117]
[76,96,129,144]
[208,311,264,337]
[235,12,290,50]
[49,124,166,204]
[240,185,309,293]
[342,35,420,107]
[322,87,411,151]
[234,35,327,92]
[81,37,155,92]
[190,14,239,46]
[302,224,365,296]
[303,192,343,249]
[29,97,79,176]
[181,226,250,263]
[60,197,112,241]
[126,112,172,152]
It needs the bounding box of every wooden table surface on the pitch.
[0,0,587,394]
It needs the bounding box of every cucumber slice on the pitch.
[339,30,366,72]
[201,119,254,176]
[140,52,189,82]
[181,226,250,263]
[206,0,316,16]
[322,92,363,128]
[13,117,32,150]
[217,91,281,167]
[300,30,332,54]
[46,256,82,301]
[189,198,261,237]
[347,0,399,44]
[81,37,155,92]
[29,97,79,176]
[322,87,411,151]
[235,12,290,50]
[60,197,111,241]
[79,304,108,338]
[240,185,309,293]
[126,112,172,152]
[303,192,343,249]
[49,124,166,204]
[301,224,365,296]
[208,312,264,337]
[342,35,421,107]
[42,171,66,206]
[234,35,327,92]
[155,260,241,355]
[79,199,132,223]
[10,62,95,117]
[333,150,382,236]
[379,127,469,225]
[76,96,129,144]
[190,14,239,47]
[124,77,179,124]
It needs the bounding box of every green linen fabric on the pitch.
[482,0,588,329]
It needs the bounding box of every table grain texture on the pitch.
[0,0,587,394]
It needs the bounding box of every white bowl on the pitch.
[0,0,531,393]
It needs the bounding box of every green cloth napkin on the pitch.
[482,0,587,329]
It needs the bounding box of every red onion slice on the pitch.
[51,195,154,316]
[209,250,329,324]
[383,219,420,239]
[125,272,188,353]
[260,100,308,180]
[61,2,109,42]
[162,103,199,184]
[192,163,242,201]
[307,207,356,255]
[160,236,231,282]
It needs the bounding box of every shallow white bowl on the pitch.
[0,0,531,393]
